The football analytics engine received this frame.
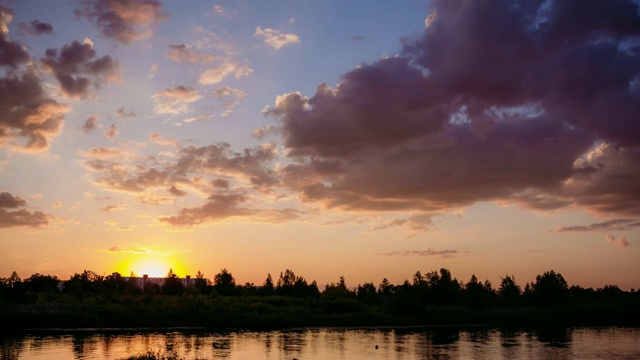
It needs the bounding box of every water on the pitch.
[1,327,639,359]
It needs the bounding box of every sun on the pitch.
[134,259,172,277]
[116,255,187,278]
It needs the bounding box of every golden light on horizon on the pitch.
[115,255,188,278]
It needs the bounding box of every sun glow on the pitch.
[116,255,188,278]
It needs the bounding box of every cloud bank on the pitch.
[264,0,640,217]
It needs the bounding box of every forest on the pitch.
[1,268,638,330]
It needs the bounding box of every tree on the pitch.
[194,270,209,293]
[276,269,297,296]
[161,268,184,296]
[24,273,60,293]
[463,275,494,309]
[260,273,275,296]
[357,282,377,303]
[213,268,236,296]
[497,275,521,307]
[531,270,569,307]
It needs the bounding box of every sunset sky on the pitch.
[1,0,639,290]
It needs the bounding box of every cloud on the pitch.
[115,107,136,119]
[264,0,640,216]
[149,132,178,148]
[184,114,214,123]
[152,85,201,114]
[19,20,54,35]
[74,0,168,43]
[159,193,246,226]
[166,44,215,63]
[0,190,53,228]
[605,234,630,248]
[0,191,27,208]
[158,192,301,227]
[167,185,186,197]
[553,218,640,232]
[104,246,150,254]
[0,70,70,152]
[0,5,30,68]
[80,115,100,133]
[364,214,435,234]
[104,123,119,139]
[147,63,159,79]
[80,146,126,159]
[51,200,61,208]
[380,248,461,258]
[41,40,120,98]
[82,142,277,193]
[252,124,276,139]
[254,27,300,49]
[212,86,245,116]
[104,220,133,231]
[99,202,124,212]
[211,5,225,16]
[198,60,252,85]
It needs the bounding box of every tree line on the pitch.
[1,267,636,309]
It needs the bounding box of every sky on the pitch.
[1,0,639,290]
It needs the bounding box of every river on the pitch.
[1,326,639,359]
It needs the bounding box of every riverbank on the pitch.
[2,294,638,331]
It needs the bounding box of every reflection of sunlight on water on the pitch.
[1,327,639,359]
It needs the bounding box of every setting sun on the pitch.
[115,256,187,278]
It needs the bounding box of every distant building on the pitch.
[129,274,198,289]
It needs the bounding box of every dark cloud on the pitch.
[19,20,54,35]
[167,185,186,197]
[380,248,461,258]
[553,218,640,232]
[266,0,640,215]
[158,192,301,227]
[41,40,120,98]
[80,115,99,133]
[0,190,53,228]
[0,191,27,208]
[159,193,246,226]
[0,70,69,152]
[75,0,168,43]
[0,6,30,68]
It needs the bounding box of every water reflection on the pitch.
[0,326,638,359]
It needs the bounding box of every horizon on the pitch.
[1,1,639,292]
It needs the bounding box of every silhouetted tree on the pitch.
[357,282,377,304]
[430,268,461,305]
[323,276,353,299]
[213,268,236,295]
[194,270,209,294]
[161,268,184,296]
[531,270,569,307]
[259,273,275,296]
[497,275,521,307]
[24,273,59,293]
[64,270,104,298]
[378,278,394,297]
[598,285,624,303]
[276,269,297,296]
[463,275,494,309]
